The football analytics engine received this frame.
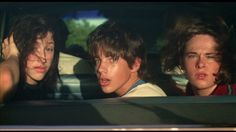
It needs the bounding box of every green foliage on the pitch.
[147,37,166,53]
[64,19,97,51]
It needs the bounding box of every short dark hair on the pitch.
[87,20,148,80]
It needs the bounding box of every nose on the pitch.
[38,56,47,63]
[96,61,107,74]
[196,55,205,69]
[35,49,47,63]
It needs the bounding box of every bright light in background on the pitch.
[76,19,107,27]
[63,10,107,27]
[62,10,107,56]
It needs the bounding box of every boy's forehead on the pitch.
[96,48,104,56]
[96,48,119,58]
[97,48,109,57]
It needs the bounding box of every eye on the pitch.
[206,55,216,59]
[45,47,54,52]
[185,53,198,59]
[45,48,54,52]
[108,57,116,63]
[94,58,100,65]
[31,46,40,57]
[206,53,221,60]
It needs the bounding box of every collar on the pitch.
[124,79,146,96]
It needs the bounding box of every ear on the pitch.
[131,57,141,72]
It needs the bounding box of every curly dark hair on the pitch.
[161,12,234,85]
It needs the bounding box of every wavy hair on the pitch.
[161,13,234,85]
[9,14,60,96]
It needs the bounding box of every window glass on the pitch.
[63,10,107,53]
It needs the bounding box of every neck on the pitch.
[193,84,217,96]
[116,73,140,96]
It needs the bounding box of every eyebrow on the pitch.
[44,42,55,47]
[205,53,221,55]
[184,52,197,55]
[185,51,220,54]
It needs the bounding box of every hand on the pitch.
[1,33,19,60]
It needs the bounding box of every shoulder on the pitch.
[138,83,163,90]
[213,84,236,95]
[230,84,236,95]
[231,84,236,88]
[124,83,167,97]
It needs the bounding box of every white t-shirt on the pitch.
[122,83,167,97]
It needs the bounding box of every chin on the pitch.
[194,84,211,90]
[33,76,45,82]
[102,87,113,94]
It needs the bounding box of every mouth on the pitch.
[99,78,110,87]
[34,66,47,73]
[195,73,207,80]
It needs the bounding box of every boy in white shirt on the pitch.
[87,20,166,97]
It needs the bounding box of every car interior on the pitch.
[0,2,236,130]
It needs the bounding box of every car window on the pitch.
[0,2,236,130]
[1,2,236,96]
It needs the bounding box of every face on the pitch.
[25,32,55,85]
[95,50,139,96]
[183,34,221,94]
